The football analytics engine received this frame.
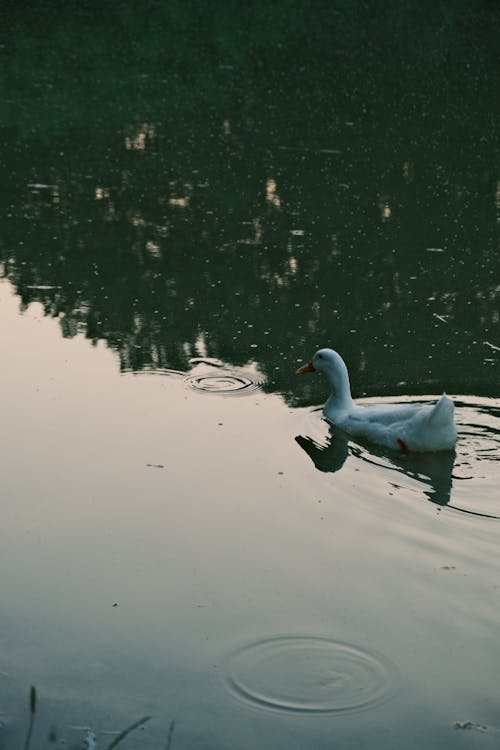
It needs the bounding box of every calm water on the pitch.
[1,3,499,748]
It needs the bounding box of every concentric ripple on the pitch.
[122,367,185,378]
[224,636,396,714]
[186,372,262,395]
[448,398,500,518]
[299,396,500,519]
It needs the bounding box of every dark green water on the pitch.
[1,2,499,748]
[1,0,499,399]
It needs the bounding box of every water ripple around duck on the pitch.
[296,397,500,520]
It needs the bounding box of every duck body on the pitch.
[297,348,457,453]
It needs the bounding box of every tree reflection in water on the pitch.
[0,1,498,403]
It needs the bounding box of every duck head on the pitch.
[296,348,353,409]
[296,348,345,374]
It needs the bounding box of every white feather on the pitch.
[298,348,457,452]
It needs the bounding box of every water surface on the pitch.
[0,3,499,748]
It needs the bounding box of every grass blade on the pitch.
[166,719,176,750]
[105,715,151,750]
[23,686,37,750]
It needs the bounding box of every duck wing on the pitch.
[347,401,427,426]
[338,396,456,452]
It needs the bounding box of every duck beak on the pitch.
[296,361,315,374]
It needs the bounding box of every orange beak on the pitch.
[296,361,315,374]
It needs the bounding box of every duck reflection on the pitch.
[296,425,455,508]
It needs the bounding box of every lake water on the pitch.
[1,3,499,748]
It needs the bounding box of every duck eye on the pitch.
[317,353,323,359]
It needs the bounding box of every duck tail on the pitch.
[427,393,454,426]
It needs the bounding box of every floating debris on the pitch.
[432,313,449,324]
[454,721,487,732]
[277,146,341,155]
[26,285,61,290]
[484,341,500,352]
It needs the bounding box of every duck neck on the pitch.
[324,362,353,414]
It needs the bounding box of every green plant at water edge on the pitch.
[105,715,151,750]
[14,686,175,750]
[166,719,176,750]
[23,685,37,750]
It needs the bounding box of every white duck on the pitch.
[297,348,457,452]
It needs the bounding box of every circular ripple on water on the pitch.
[122,367,186,378]
[447,398,500,519]
[224,636,396,714]
[186,373,262,395]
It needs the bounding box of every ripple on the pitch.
[448,398,500,519]
[186,372,262,395]
[121,367,185,378]
[298,397,500,520]
[224,636,396,714]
